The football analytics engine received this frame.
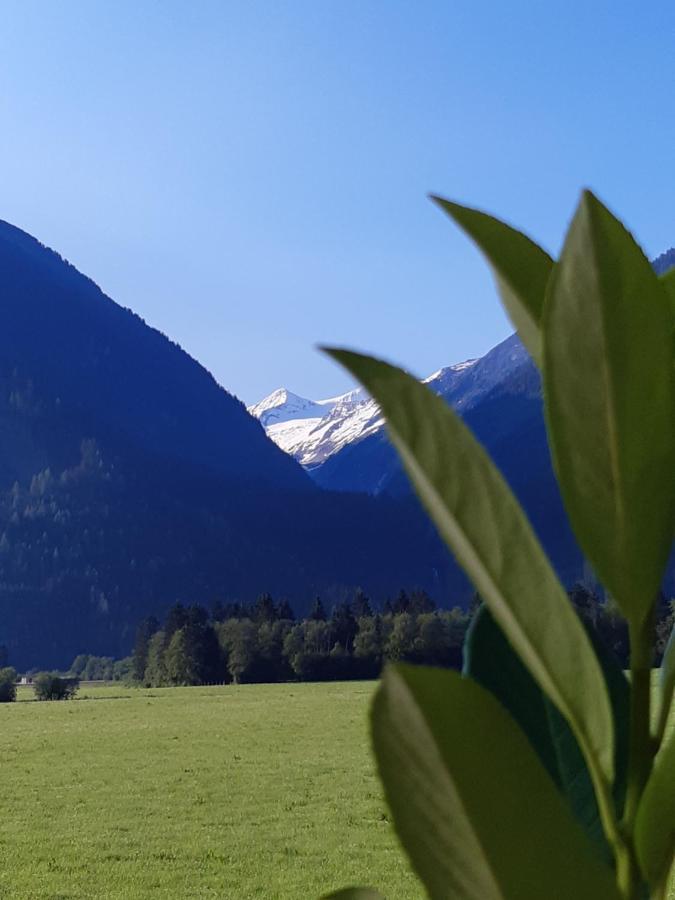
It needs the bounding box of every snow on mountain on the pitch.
[446,333,531,410]
[249,357,479,469]
[248,388,334,428]
[249,384,380,468]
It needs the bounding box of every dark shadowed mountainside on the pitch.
[313,335,584,587]
[0,221,456,668]
[0,220,309,492]
[310,250,675,594]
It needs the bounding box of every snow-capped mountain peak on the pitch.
[249,388,330,428]
[249,383,379,468]
[249,355,481,469]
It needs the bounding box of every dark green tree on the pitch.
[353,614,385,670]
[413,613,453,665]
[217,619,257,684]
[409,589,436,615]
[222,602,244,620]
[0,667,17,702]
[144,631,167,686]
[164,603,188,641]
[277,599,295,621]
[183,618,222,684]
[69,654,90,678]
[331,601,358,652]
[392,589,411,615]
[309,597,327,621]
[33,672,79,701]
[252,593,277,623]
[352,589,373,619]
[385,611,416,661]
[165,628,194,685]
[132,615,160,682]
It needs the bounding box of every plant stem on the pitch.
[585,753,628,880]
[619,614,655,898]
[654,679,673,749]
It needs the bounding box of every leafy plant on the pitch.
[33,672,80,701]
[323,191,675,899]
[0,667,17,703]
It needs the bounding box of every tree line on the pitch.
[0,669,80,702]
[1,584,671,699]
[132,589,470,686]
[130,585,674,688]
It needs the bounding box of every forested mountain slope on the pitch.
[0,222,454,668]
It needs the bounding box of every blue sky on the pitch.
[1,1,673,403]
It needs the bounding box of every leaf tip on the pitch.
[319,345,351,364]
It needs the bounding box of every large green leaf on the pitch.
[661,267,675,318]
[324,347,614,785]
[431,197,553,365]
[463,605,630,861]
[657,623,675,742]
[543,191,675,623]
[372,665,620,900]
[635,731,675,886]
[463,604,562,786]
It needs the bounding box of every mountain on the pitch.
[252,334,584,579]
[253,247,675,595]
[652,247,675,275]
[0,221,457,668]
[250,336,531,490]
[311,334,536,495]
[302,248,675,497]
[5,225,672,669]
[249,358,477,470]
[249,387,380,468]
[255,243,675,488]
[0,220,309,493]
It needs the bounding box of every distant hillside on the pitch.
[0,222,456,668]
[253,252,675,596]
[0,220,309,492]
[310,334,535,494]
[652,247,675,275]
[309,335,584,586]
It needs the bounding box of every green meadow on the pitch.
[0,680,672,899]
[0,682,422,900]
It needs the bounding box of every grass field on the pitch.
[0,680,672,899]
[0,682,423,899]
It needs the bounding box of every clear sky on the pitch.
[1,1,673,404]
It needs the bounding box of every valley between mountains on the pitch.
[1,219,673,668]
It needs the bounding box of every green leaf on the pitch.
[324,347,614,785]
[662,622,675,699]
[322,890,384,899]
[463,604,562,784]
[543,191,675,623]
[463,605,629,861]
[372,665,620,900]
[635,731,675,886]
[431,197,553,365]
[661,267,675,319]
[657,623,675,742]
